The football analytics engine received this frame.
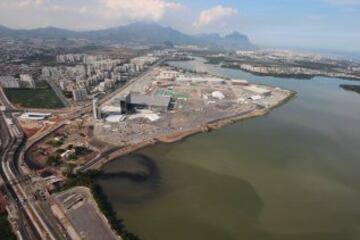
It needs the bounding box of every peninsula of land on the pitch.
[204,50,360,81]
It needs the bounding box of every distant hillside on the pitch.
[0,22,254,50]
[195,32,254,50]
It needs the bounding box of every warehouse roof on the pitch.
[127,93,171,108]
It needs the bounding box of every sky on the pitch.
[0,0,360,51]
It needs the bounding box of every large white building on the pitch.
[20,112,52,121]
[20,74,35,88]
[0,76,20,88]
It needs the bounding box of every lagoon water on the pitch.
[98,57,360,240]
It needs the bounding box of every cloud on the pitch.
[193,5,237,28]
[0,0,182,22]
[98,0,182,21]
[323,0,360,5]
[0,0,44,8]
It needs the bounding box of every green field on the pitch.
[4,82,65,109]
[156,89,188,99]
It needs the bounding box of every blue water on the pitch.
[99,57,360,240]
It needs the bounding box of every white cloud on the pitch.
[323,0,360,5]
[98,0,182,21]
[0,0,44,8]
[193,5,237,28]
[0,0,182,29]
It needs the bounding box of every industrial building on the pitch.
[120,93,173,114]
[20,112,52,121]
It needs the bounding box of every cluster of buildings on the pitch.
[239,64,327,76]
[42,54,159,102]
[0,74,36,88]
[56,54,87,64]
[157,69,226,83]
[93,92,173,122]
[0,39,54,64]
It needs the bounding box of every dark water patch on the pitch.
[100,155,268,240]
[100,172,149,182]
[98,154,161,204]
[340,84,360,95]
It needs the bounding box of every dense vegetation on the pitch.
[4,81,65,109]
[62,91,73,99]
[0,213,16,240]
[54,171,140,240]
[204,57,225,65]
[74,146,93,156]
[47,155,61,167]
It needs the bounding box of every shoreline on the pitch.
[200,58,360,81]
[75,90,295,240]
[89,90,296,170]
[222,65,360,81]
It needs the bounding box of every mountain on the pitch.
[82,22,197,45]
[0,22,254,50]
[0,25,78,39]
[195,32,254,50]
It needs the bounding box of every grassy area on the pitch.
[4,81,65,109]
[0,213,16,240]
[156,89,187,99]
[204,57,225,65]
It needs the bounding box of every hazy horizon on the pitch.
[0,0,359,52]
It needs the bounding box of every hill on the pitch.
[0,22,254,50]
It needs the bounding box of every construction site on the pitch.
[25,65,293,175]
[94,66,292,147]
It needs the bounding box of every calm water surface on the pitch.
[98,57,360,240]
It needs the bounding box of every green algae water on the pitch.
[98,57,360,240]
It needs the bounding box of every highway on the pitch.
[0,111,40,240]
[0,98,70,239]
[0,58,167,239]
[0,86,16,111]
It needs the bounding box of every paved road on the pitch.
[0,87,16,110]
[0,58,166,239]
[0,112,41,240]
[0,102,69,239]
